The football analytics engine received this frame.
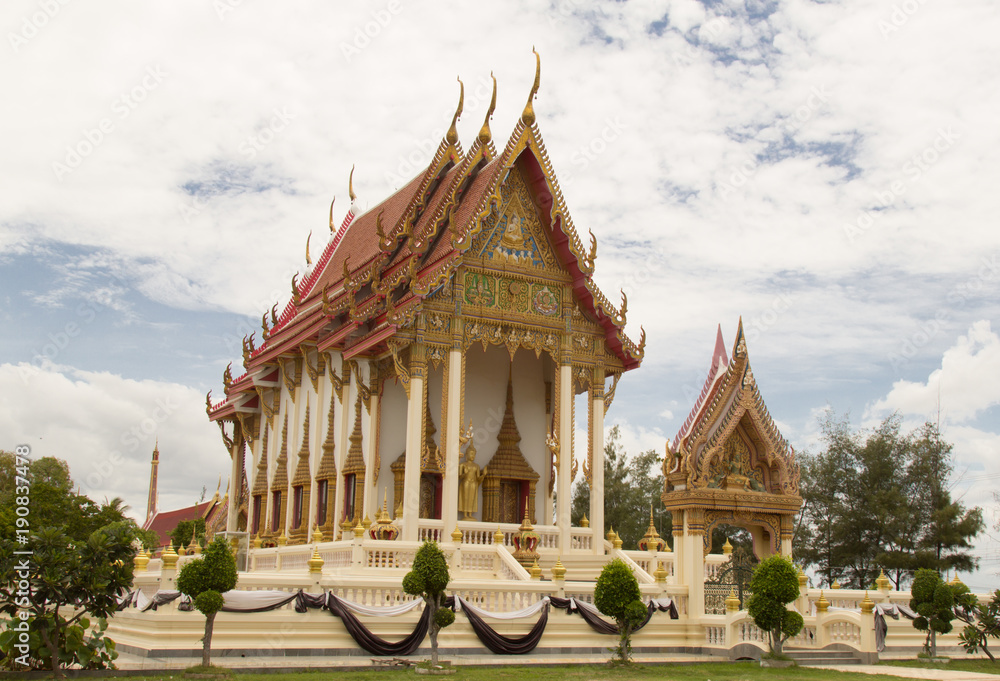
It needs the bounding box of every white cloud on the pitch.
[0,362,228,520]
[868,321,1000,425]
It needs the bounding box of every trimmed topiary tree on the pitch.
[910,568,959,658]
[594,558,647,665]
[747,554,803,657]
[176,536,238,668]
[402,541,454,665]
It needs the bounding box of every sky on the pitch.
[1,0,998,590]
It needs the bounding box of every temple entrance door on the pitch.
[419,473,442,519]
[704,546,758,614]
[499,481,520,523]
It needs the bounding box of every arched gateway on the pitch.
[663,324,801,617]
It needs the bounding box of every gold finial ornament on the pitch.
[307,546,324,574]
[312,525,323,544]
[352,516,365,538]
[529,558,542,580]
[252,533,262,549]
[831,579,841,589]
[816,591,830,613]
[551,557,566,581]
[177,544,187,557]
[613,531,623,550]
[446,77,464,145]
[580,513,589,528]
[521,47,541,126]
[725,588,740,613]
[305,230,312,265]
[876,569,890,591]
[722,538,733,555]
[161,544,179,569]
[188,537,201,555]
[654,561,668,583]
[606,526,616,542]
[494,527,505,544]
[798,566,808,588]
[328,197,336,233]
[348,165,357,202]
[860,591,875,614]
[477,72,497,145]
[451,526,463,543]
[134,548,149,572]
[362,514,372,531]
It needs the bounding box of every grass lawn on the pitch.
[882,658,1000,675]
[117,663,923,681]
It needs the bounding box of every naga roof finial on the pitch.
[348,165,357,202]
[328,197,336,233]
[446,77,464,145]
[521,48,541,126]
[305,230,312,265]
[478,72,497,145]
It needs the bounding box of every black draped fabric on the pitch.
[326,593,431,656]
[295,591,329,613]
[549,597,675,635]
[461,602,550,655]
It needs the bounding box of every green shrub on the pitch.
[594,558,646,665]
[747,554,803,656]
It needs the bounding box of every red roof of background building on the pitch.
[142,500,219,549]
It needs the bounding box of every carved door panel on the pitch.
[500,481,519,523]
[419,475,436,519]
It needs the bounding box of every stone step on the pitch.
[784,650,861,665]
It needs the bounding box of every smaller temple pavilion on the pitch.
[206,51,644,555]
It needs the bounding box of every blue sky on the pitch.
[2,0,998,589]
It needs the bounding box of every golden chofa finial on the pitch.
[328,197,336,233]
[348,165,357,202]
[446,76,464,145]
[305,230,312,266]
[521,47,541,126]
[478,72,497,146]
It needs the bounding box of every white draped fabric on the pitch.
[333,595,424,617]
[455,596,550,620]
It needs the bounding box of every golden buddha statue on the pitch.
[458,423,488,520]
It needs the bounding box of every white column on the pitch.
[589,370,605,555]
[556,362,573,550]
[227,434,241,532]
[402,343,426,541]
[364,363,379,521]
[441,347,462,536]
[685,512,706,618]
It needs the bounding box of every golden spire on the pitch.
[328,197,336,232]
[521,47,541,126]
[348,165,356,202]
[305,230,312,265]
[477,72,497,146]
[446,77,464,145]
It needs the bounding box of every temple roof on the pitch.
[142,499,219,549]
[209,58,643,421]
[672,324,728,450]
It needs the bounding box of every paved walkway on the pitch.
[116,652,998,680]
[812,665,998,681]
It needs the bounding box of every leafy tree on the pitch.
[746,554,803,657]
[572,426,668,549]
[594,558,646,665]
[910,568,965,658]
[956,589,1000,662]
[0,522,137,676]
[795,415,982,590]
[170,518,207,550]
[402,541,454,665]
[176,537,238,668]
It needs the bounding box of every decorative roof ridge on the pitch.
[673,325,729,449]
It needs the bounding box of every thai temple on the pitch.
[110,54,972,663]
